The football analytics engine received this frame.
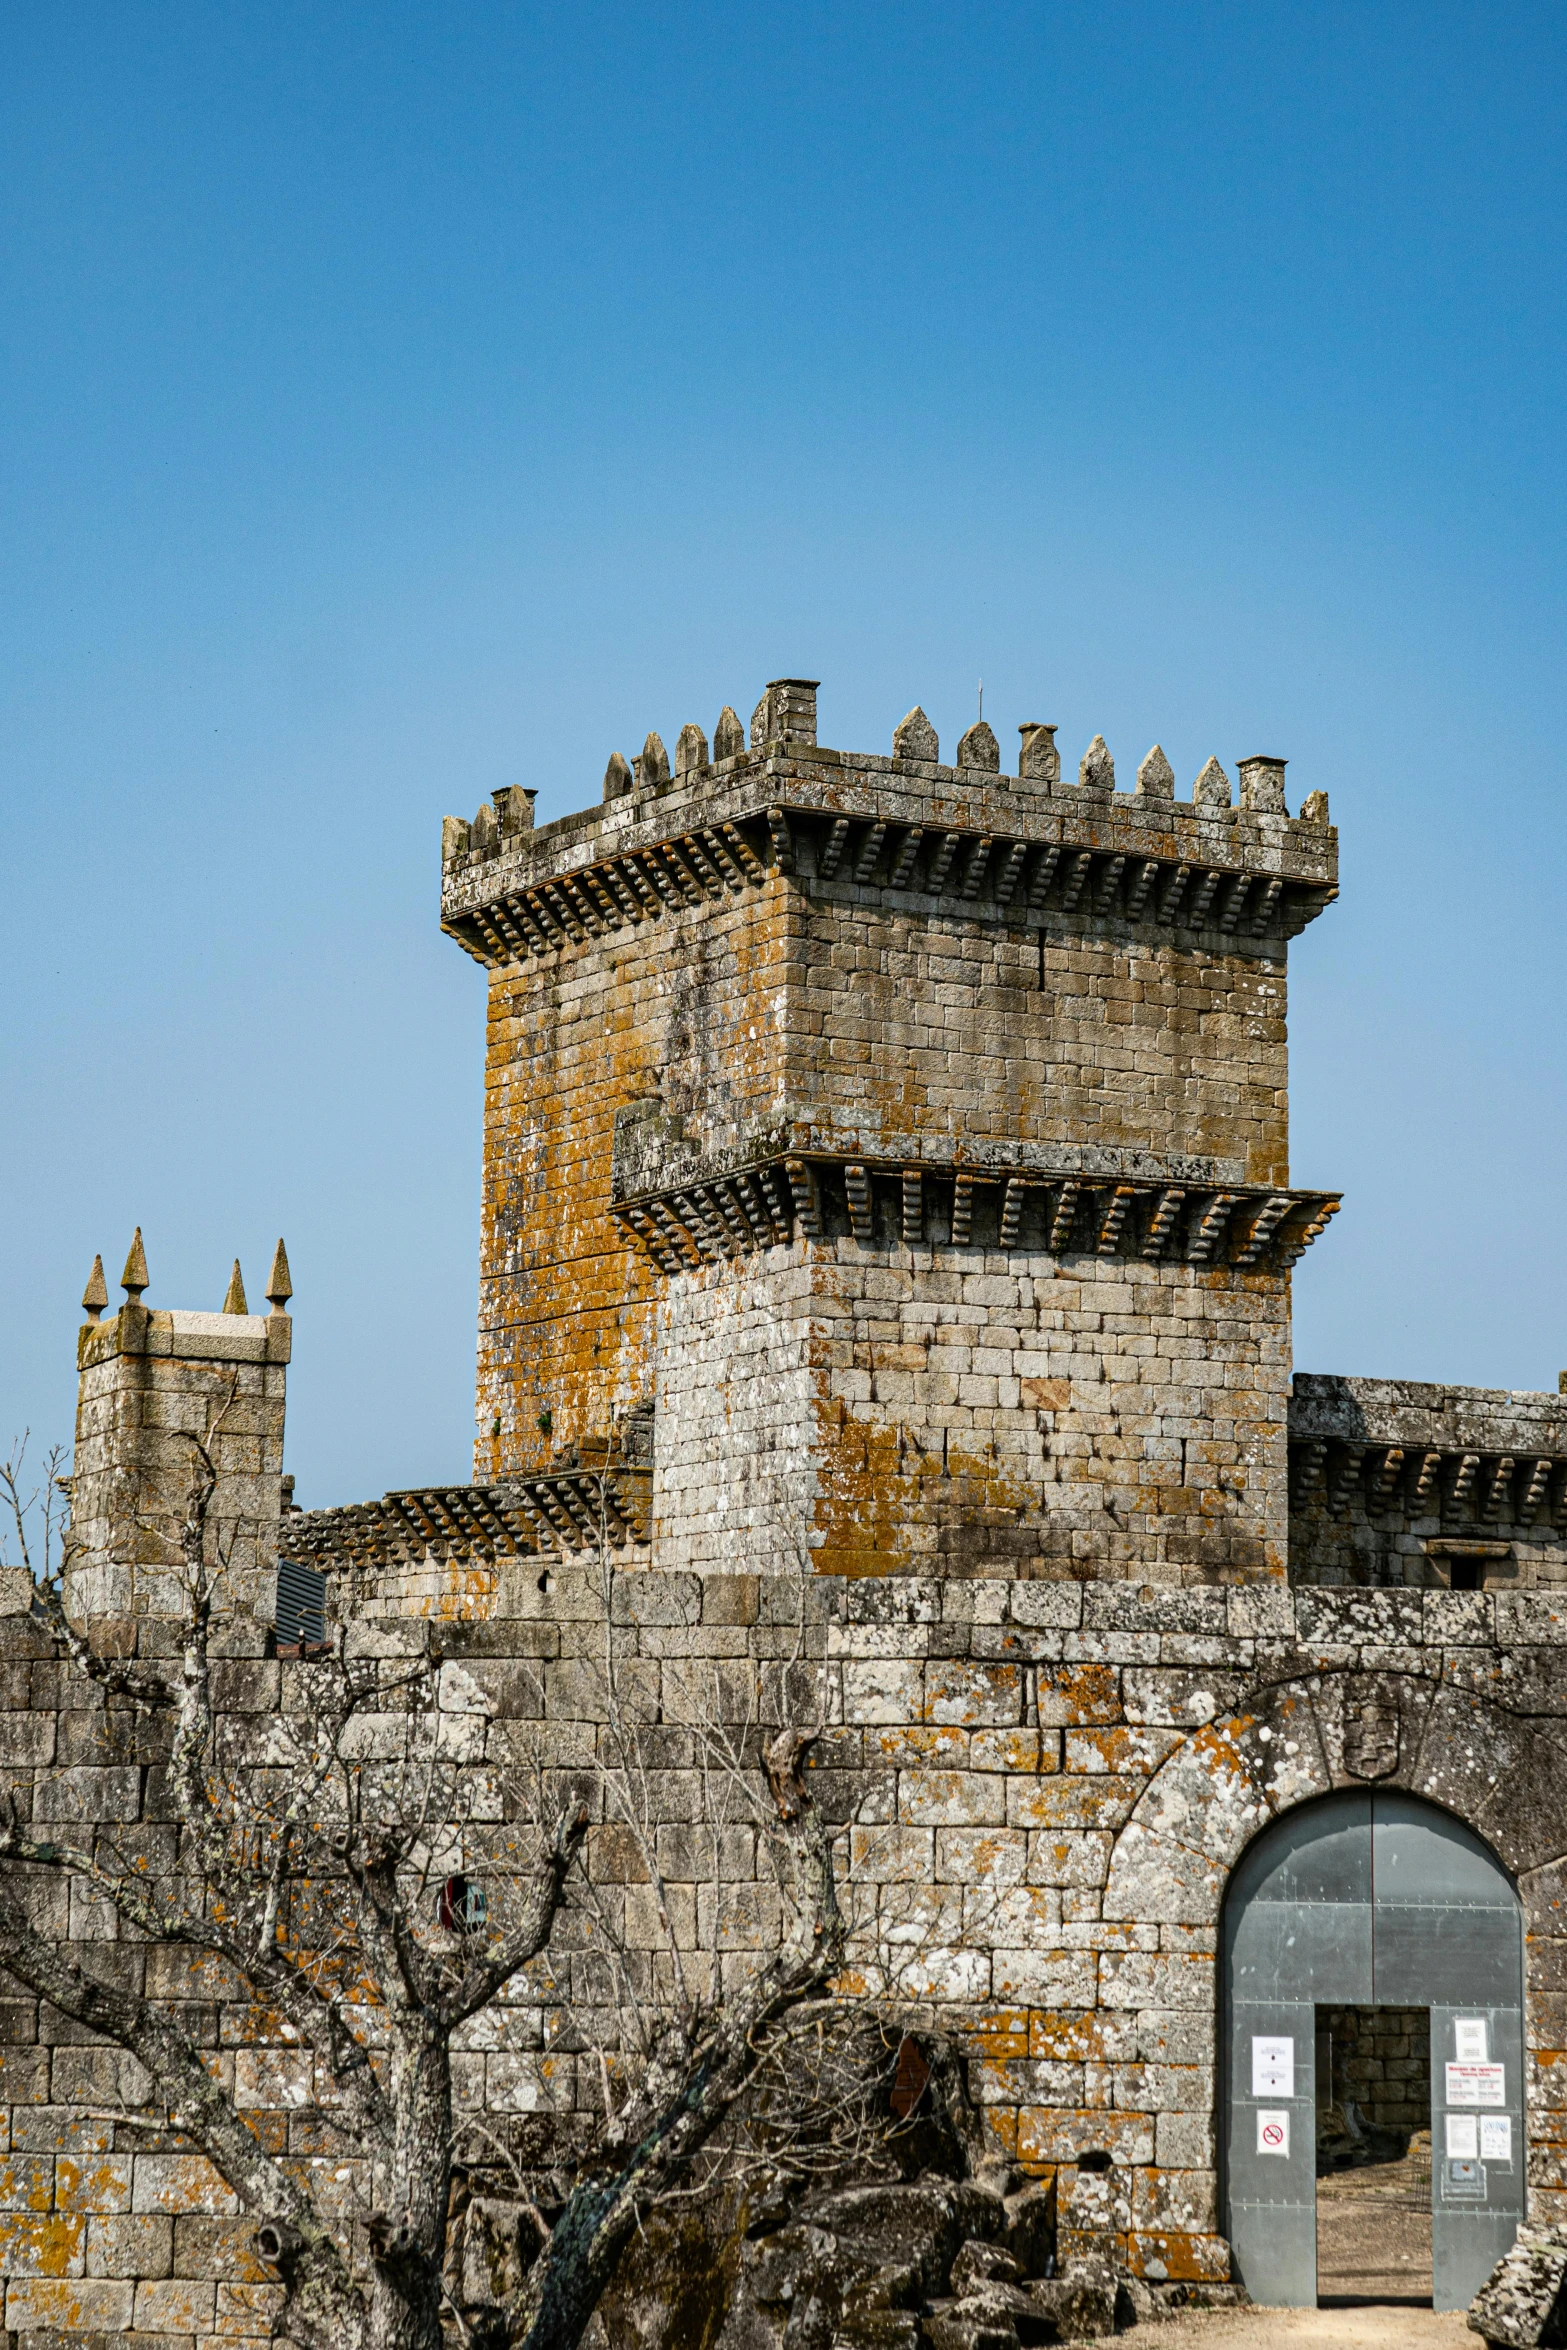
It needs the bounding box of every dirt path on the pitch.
[1153,2308,1472,2349]
[1316,2134,1435,2302]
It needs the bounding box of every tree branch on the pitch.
[446,1801,588,2026]
[0,1861,363,2350]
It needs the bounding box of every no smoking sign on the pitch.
[1257,2110,1291,2157]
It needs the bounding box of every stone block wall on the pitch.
[1318,2006,1433,2138]
[69,1304,289,1621]
[7,1569,1566,2323]
[788,893,1290,1188]
[653,1241,1292,1583]
[1290,1375,1567,1590]
[474,871,792,1486]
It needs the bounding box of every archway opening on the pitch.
[1315,2003,1433,2305]
[1221,1789,1522,2313]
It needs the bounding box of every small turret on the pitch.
[69,1230,292,1625]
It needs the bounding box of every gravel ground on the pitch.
[1149,2306,1473,2348]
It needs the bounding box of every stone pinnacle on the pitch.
[266,1238,293,1311]
[223,1260,248,1315]
[120,1228,148,1299]
[81,1255,108,1322]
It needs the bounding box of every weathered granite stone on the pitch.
[892,706,939,763]
[956,721,999,772]
[1193,755,1231,809]
[1016,722,1060,783]
[1467,2222,1567,2344]
[1077,734,1115,795]
[1136,744,1175,800]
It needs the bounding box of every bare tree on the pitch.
[0,1435,848,2350]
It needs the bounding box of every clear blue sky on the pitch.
[4,3,1565,1508]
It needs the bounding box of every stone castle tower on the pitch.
[10,675,1567,2334]
[441,678,1339,1588]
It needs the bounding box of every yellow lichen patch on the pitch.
[1066,1724,1185,1775]
[54,2156,131,2213]
[1027,2011,1129,2062]
[808,1396,1046,1578]
[967,2008,1032,2061]
[0,2155,53,2211]
[868,1725,969,1768]
[1126,2228,1231,2283]
[1036,1664,1122,1725]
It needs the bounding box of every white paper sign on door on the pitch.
[1251,2036,1295,2097]
[1446,2113,1479,2159]
[1256,2109,1290,2157]
[1454,2018,1489,2063]
[1480,2115,1513,2164]
[1446,2063,1506,2106]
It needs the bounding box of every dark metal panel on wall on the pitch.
[1222,1789,1524,2315]
[1224,1793,1373,2308]
[1372,1795,1525,2312]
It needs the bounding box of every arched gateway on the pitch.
[1223,1790,1524,2311]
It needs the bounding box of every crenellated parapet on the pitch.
[439,679,1337,972]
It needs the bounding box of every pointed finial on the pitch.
[602,752,632,803]
[638,732,671,793]
[120,1229,148,1300]
[713,706,744,761]
[82,1255,108,1323]
[222,1260,248,1315]
[1193,756,1232,810]
[1078,735,1115,795]
[266,1238,293,1312]
[674,722,708,779]
[1136,745,1175,801]
[892,707,939,764]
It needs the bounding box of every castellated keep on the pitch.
[9,679,1567,2330]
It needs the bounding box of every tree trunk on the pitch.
[363,2019,454,2350]
[513,2176,628,2350]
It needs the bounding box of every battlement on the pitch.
[440,679,1337,970]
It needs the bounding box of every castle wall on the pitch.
[4,1574,1566,2319]
[1289,1375,1567,1589]
[20,676,1567,2330]
[475,872,795,1483]
[653,1242,1291,1584]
